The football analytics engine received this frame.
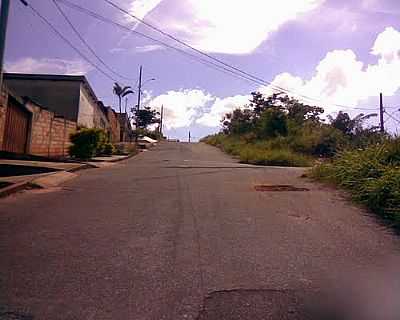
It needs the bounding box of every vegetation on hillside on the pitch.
[202,91,400,225]
[202,92,380,167]
[311,139,400,225]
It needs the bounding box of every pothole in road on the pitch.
[254,185,310,192]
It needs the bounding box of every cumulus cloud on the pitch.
[5,57,93,75]
[260,26,400,114]
[147,26,400,130]
[148,89,214,129]
[126,0,324,54]
[127,0,163,22]
[196,94,251,127]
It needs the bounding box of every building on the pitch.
[3,73,109,130]
[0,86,76,157]
[104,106,121,143]
[117,113,133,142]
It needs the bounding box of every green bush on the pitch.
[69,128,107,159]
[103,142,115,156]
[310,138,400,225]
[239,147,311,167]
[289,125,346,157]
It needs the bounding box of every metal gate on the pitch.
[3,97,30,154]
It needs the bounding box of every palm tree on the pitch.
[113,83,134,114]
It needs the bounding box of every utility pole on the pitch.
[380,92,385,133]
[159,105,164,136]
[0,0,10,90]
[137,65,143,113]
[135,65,143,143]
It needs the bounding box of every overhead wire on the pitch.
[24,1,119,82]
[102,0,370,110]
[24,0,395,114]
[51,0,135,81]
[385,110,400,125]
[55,0,274,88]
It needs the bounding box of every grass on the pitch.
[310,138,400,225]
[202,134,312,167]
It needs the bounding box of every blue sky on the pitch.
[5,0,400,140]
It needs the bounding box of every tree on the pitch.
[113,83,134,114]
[328,111,378,136]
[222,108,253,135]
[256,109,288,139]
[135,106,160,129]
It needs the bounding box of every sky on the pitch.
[4,0,400,140]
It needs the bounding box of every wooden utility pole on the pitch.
[159,105,164,136]
[137,65,143,113]
[380,92,385,133]
[135,66,143,143]
[0,0,10,90]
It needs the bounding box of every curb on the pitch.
[0,162,91,198]
[0,181,39,198]
[0,153,138,198]
[89,152,139,163]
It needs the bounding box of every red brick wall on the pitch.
[28,105,52,157]
[0,88,8,148]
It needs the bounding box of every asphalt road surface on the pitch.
[1,142,400,319]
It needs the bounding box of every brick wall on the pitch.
[0,87,78,158]
[26,101,77,158]
[0,87,8,148]
[106,107,121,143]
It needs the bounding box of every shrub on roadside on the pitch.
[239,147,311,167]
[310,138,400,224]
[69,128,108,160]
[103,142,115,156]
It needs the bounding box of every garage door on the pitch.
[3,97,30,154]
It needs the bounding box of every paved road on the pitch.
[1,142,399,319]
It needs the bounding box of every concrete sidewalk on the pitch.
[0,153,136,197]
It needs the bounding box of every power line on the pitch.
[51,0,135,81]
[24,1,118,82]
[55,0,273,87]
[385,110,400,125]
[102,0,365,110]
[60,0,369,112]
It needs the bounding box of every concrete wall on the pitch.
[77,86,95,128]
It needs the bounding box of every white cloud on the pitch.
[5,57,93,75]
[128,0,163,20]
[148,89,214,129]
[126,0,324,54]
[196,94,251,127]
[145,26,400,131]
[371,26,400,62]
[134,44,165,53]
[259,26,400,114]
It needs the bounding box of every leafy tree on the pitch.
[328,111,378,136]
[113,83,134,114]
[256,109,288,139]
[222,108,253,135]
[135,106,160,129]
